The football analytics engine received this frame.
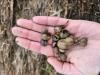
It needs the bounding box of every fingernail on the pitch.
[16,19,24,25]
[15,38,19,43]
[32,16,38,23]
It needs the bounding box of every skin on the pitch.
[11,16,100,75]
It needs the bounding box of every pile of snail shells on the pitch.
[52,26,88,62]
[40,26,88,62]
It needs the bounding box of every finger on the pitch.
[40,45,54,56]
[47,57,63,73]
[32,16,78,35]
[32,16,100,39]
[16,37,41,53]
[47,57,82,75]
[23,17,100,40]
[12,27,41,42]
[32,16,69,26]
[16,19,33,30]
[65,20,100,39]
[15,37,53,56]
[16,19,54,33]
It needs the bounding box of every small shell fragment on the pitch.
[52,42,57,48]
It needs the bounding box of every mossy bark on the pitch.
[0,0,100,75]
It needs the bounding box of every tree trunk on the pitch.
[0,0,100,75]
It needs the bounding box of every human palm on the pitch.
[12,16,100,75]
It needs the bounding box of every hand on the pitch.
[11,16,100,75]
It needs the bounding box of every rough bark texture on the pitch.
[0,0,100,75]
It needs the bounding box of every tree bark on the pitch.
[0,0,100,75]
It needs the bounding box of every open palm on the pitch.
[12,16,100,75]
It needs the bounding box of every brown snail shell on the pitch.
[41,28,51,46]
[57,36,74,50]
[74,37,88,47]
[78,37,88,47]
[57,39,68,50]
[58,53,66,62]
[60,30,70,39]
[53,47,59,57]
[64,36,74,46]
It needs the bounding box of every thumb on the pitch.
[47,57,63,74]
[47,57,82,75]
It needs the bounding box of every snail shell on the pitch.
[64,36,74,46]
[78,37,88,47]
[40,40,48,46]
[41,34,50,40]
[57,37,74,50]
[58,53,66,62]
[74,37,88,47]
[41,29,51,46]
[57,39,68,50]
[60,30,70,39]
[52,34,60,42]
